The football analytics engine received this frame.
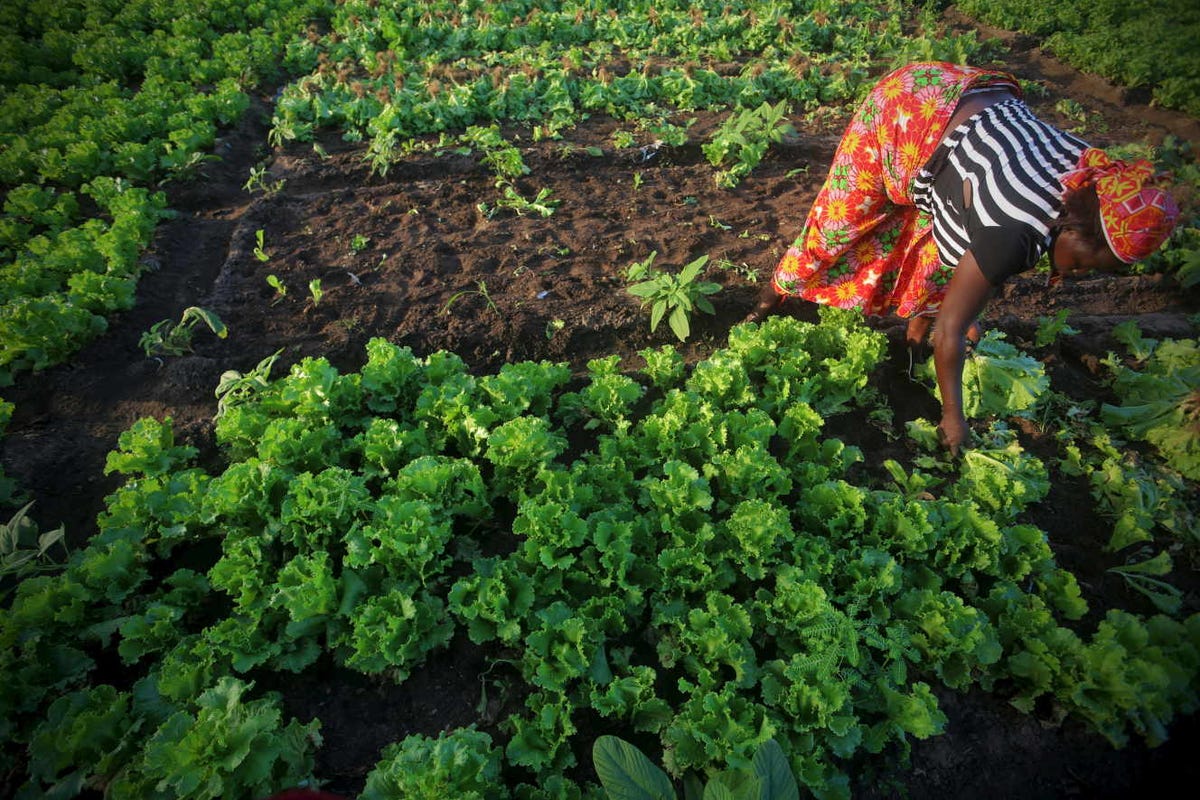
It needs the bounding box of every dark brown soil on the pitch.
[3,13,1199,800]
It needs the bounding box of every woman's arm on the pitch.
[932,250,994,455]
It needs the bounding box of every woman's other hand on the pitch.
[937,413,972,458]
[744,284,785,323]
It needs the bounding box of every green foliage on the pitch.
[1034,309,1079,348]
[214,348,283,419]
[4,317,1200,794]
[138,306,228,358]
[104,416,198,478]
[478,183,561,219]
[918,330,1049,418]
[2,2,1199,788]
[702,100,796,189]
[0,502,67,596]
[593,735,676,800]
[626,251,722,342]
[0,1,315,380]
[106,677,320,800]
[252,229,270,262]
[22,684,139,798]
[1109,551,1183,615]
[460,125,530,181]
[443,280,500,316]
[1101,331,1200,480]
[955,0,1200,116]
[361,727,505,800]
[266,273,288,303]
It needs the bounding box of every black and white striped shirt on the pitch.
[912,98,1088,284]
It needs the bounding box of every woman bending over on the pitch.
[748,61,1179,454]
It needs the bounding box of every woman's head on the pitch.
[1058,148,1180,268]
[1051,184,1124,277]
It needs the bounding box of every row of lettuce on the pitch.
[0,0,336,389]
[1,0,1198,504]
[2,312,1197,798]
[0,0,339,512]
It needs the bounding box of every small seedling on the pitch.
[308,279,324,306]
[1034,309,1080,347]
[350,234,371,253]
[443,280,499,316]
[716,257,758,283]
[545,319,565,339]
[243,166,285,196]
[139,307,227,358]
[266,274,288,304]
[611,130,637,148]
[253,229,271,262]
[626,251,721,342]
[478,183,560,218]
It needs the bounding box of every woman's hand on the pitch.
[744,283,785,323]
[937,413,972,458]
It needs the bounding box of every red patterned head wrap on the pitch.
[1060,148,1179,264]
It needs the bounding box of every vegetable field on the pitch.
[2,2,1199,799]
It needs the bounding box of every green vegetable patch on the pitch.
[3,311,1197,798]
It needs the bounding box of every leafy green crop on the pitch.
[1,2,1198,796]
[917,330,1049,418]
[4,318,1199,797]
[1101,328,1200,480]
[361,727,503,800]
[702,100,796,189]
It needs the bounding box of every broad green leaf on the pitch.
[679,254,710,283]
[706,771,760,800]
[651,299,667,332]
[1114,551,1173,576]
[752,740,800,800]
[628,280,663,298]
[703,784,736,800]
[180,306,227,339]
[593,736,675,800]
[668,306,690,342]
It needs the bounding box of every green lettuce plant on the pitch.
[917,330,1049,418]
[1101,330,1200,480]
[138,306,227,358]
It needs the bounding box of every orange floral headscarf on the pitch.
[1060,148,1180,264]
